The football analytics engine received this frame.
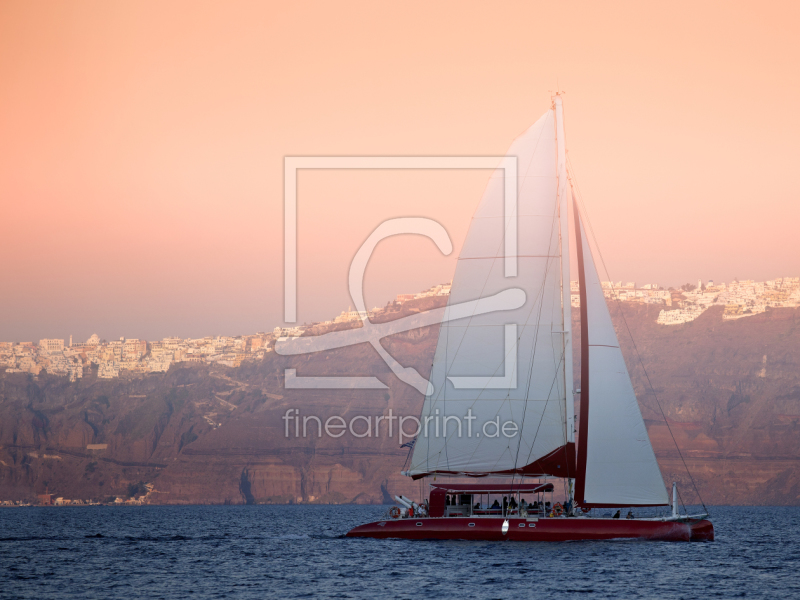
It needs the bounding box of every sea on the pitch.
[1,505,798,599]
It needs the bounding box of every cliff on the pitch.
[2,297,800,506]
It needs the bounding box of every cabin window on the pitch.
[468,523,475,527]
[416,522,423,526]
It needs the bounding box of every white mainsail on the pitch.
[406,102,573,478]
[574,210,669,507]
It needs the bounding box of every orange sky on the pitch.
[1,1,799,342]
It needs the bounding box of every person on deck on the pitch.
[502,497,508,515]
[491,499,500,510]
[612,510,621,519]
[626,510,634,519]
[509,497,518,510]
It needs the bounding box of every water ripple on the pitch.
[0,505,797,599]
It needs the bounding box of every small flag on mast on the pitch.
[400,439,416,449]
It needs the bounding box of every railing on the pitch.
[446,507,547,518]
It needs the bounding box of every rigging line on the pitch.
[429,212,561,474]
[481,231,557,478]
[556,185,572,472]
[413,114,555,475]
[557,198,571,451]
[519,303,567,474]
[445,283,544,483]
[416,264,553,476]
[426,115,551,411]
[510,174,567,484]
[484,251,558,485]
[510,283,548,489]
[429,113,553,405]
[567,155,709,515]
[420,231,555,468]
[574,217,708,515]
[519,349,566,471]
[554,94,573,465]
[506,113,565,482]
[676,485,690,517]
[515,103,574,492]
[410,315,447,469]
[481,445,519,476]
[510,219,560,487]
[523,348,571,480]
[443,283,450,472]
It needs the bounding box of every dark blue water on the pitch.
[1,505,797,599]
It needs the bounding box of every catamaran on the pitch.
[347,95,713,542]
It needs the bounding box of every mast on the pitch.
[553,95,574,496]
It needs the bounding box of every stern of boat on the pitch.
[689,518,714,541]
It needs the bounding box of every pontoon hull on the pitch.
[347,517,714,542]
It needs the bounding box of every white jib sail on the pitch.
[406,107,569,477]
[576,216,669,506]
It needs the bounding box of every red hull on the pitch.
[347,517,714,542]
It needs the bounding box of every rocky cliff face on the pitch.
[2,298,800,505]
[605,303,800,505]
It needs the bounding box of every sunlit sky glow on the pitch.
[1,1,798,341]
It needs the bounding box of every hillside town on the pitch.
[653,277,800,325]
[0,283,451,381]
[3,277,799,382]
[568,277,800,326]
[0,486,156,508]
[570,277,800,325]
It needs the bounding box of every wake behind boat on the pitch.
[347,95,713,542]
